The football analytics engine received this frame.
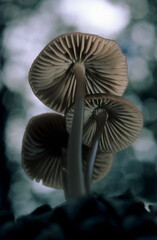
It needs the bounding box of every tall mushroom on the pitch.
[21,113,68,189]
[29,32,129,198]
[66,94,143,191]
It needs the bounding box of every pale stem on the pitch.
[67,62,86,199]
[61,148,69,199]
[85,111,108,193]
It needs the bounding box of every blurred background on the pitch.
[0,0,157,218]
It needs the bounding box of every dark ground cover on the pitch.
[0,193,157,240]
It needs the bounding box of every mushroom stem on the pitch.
[85,111,108,193]
[67,62,86,199]
[61,148,69,199]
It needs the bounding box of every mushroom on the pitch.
[21,113,110,196]
[66,93,143,152]
[29,32,128,113]
[66,93,143,191]
[29,32,129,199]
[21,113,68,189]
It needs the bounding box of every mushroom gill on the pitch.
[66,94,143,153]
[21,113,68,189]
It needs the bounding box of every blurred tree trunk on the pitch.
[0,87,11,210]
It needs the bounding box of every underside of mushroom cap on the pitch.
[21,113,68,189]
[83,146,114,183]
[29,32,128,113]
[66,94,143,153]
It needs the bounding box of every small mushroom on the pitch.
[66,94,143,153]
[29,32,129,199]
[66,94,143,191]
[21,113,109,194]
[21,113,68,189]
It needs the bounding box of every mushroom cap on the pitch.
[21,113,68,189]
[83,146,114,183]
[66,94,143,153]
[29,32,128,113]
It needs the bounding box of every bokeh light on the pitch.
[59,0,130,37]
